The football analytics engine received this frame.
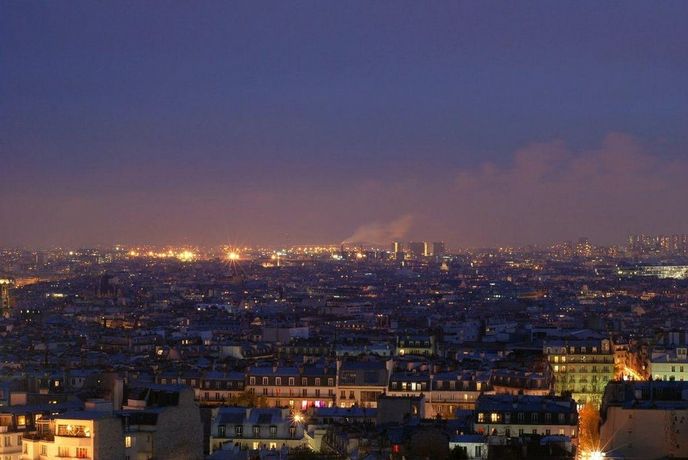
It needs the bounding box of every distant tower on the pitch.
[432,242,446,257]
[35,252,46,267]
[391,241,404,261]
[407,242,425,259]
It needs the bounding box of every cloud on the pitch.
[2,132,688,247]
[341,215,414,245]
[447,132,688,245]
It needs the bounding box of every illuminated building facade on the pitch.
[473,394,578,438]
[20,412,124,460]
[617,264,688,279]
[628,233,688,254]
[600,381,688,459]
[649,347,688,381]
[544,339,615,406]
[208,407,306,454]
[0,278,13,317]
[337,360,390,409]
[246,366,337,410]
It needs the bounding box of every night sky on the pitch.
[2,1,688,248]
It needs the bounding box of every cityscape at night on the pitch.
[2,1,688,460]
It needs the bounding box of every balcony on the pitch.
[23,432,55,442]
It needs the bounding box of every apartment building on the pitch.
[337,360,390,408]
[544,338,614,405]
[246,365,337,409]
[429,371,492,418]
[600,381,688,459]
[473,394,578,438]
[209,407,306,453]
[649,346,688,381]
[20,411,123,460]
[121,384,203,460]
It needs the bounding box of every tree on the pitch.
[578,402,601,454]
[287,446,342,460]
[230,390,268,407]
[448,446,469,460]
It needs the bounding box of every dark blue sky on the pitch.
[2,1,688,247]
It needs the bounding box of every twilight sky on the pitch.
[2,1,688,248]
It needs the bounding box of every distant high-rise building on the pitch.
[34,252,46,267]
[407,242,425,259]
[432,242,445,257]
[391,241,405,262]
[96,274,119,298]
[627,233,688,255]
[0,278,13,317]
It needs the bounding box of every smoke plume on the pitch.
[341,215,414,245]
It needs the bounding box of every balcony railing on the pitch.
[23,432,55,442]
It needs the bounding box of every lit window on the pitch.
[125,436,132,448]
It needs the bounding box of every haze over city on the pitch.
[3,1,688,248]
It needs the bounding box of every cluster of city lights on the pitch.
[290,246,339,254]
[127,249,197,262]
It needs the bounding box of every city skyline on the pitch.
[3,3,688,459]
[3,2,688,247]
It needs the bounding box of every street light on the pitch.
[583,451,605,460]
